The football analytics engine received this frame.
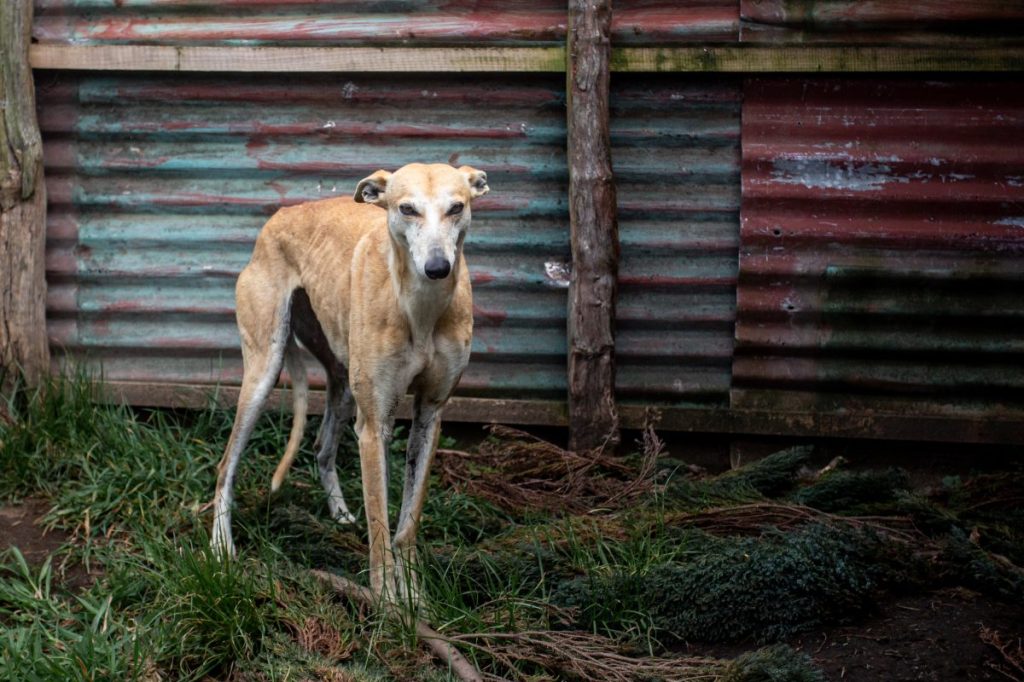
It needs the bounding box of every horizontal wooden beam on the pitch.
[29,44,1024,73]
[100,381,1022,444]
[28,45,567,72]
[612,46,1024,72]
[101,381,570,427]
[617,405,1023,446]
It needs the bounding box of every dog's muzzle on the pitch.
[424,252,451,280]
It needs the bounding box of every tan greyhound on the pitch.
[211,162,488,600]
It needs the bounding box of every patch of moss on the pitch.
[794,468,910,514]
[669,446,814,509]
[714,446,815,498]
[552,524,912,644]
[940,528,1024,603]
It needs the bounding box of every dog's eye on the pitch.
[399,204,419,217]
[447,202,464,216]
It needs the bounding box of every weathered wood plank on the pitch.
[1,0,48,389]
[566,0,620,452]
[611,45,1024,71]
[97,381,1023,444]
[100,381,570,426]
[29,45,567,72]
[28,44,1024,73]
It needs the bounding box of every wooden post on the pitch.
[0,0,49,389]
[566,0,620,451]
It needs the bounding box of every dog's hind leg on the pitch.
[212,283,292,557]
[315,374,357,523]
[393,398,443,604]
[270,339,307,493]
[288,287,357,523]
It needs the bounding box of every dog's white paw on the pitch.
[332,508,358,525]
[210,528,237,559]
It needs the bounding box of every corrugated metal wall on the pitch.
[611,75,741,406]
[735,77,1024,419]
[40,72,571,400]
[739,1,1024,43]
[31,2,1024,439]
[34,2,747,415]
[33,0,739,46]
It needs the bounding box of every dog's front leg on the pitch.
[393,399,443,605]
[356,409,397,599]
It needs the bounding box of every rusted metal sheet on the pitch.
[735,77,1024,423]
[39,72,571,401]
[611,76,742,406]
[740,0,1024,43]
[613,1,738,44]
[33,0,738,46]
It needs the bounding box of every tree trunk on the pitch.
[1,0,49,391]
[566,0,619,451]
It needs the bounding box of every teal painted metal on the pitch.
[40,67,747,412]
[40,72,571,399]
[610,76,741,405]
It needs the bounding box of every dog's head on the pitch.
[354,163,488,281]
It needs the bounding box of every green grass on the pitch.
[2,372,1022,680]
[0,547,146,681]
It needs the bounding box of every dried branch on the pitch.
[970,527,1024,579]
[448,629,725,682]
[980,626,1024,682]
[309,570,483,682]
[437,421,662,516]
[668,502,925,544]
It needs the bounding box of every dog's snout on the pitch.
[424,253,452,280]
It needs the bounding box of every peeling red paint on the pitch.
[735,77,1024,417]
[472,303,508,327]
[34,1,738,46]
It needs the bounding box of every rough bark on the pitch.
[0,0,48,390]
[566,0,619,452]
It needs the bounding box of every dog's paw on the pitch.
[210,529,237,560]
[332,509,358,525]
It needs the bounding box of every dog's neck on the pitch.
[387,237,459,345]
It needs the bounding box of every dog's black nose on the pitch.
[425,255,451,280]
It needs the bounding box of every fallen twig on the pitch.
[980,626,1024,682]
[309,570,483,682]
[969,527,1024,579]
[448,629,725,682]
[668,502,925,544]
[437,421,662,516]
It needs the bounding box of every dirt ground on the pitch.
[0,498,98,590]
[692,587,1023,681]
[3,498,1021,682]
[791,589,1023,682]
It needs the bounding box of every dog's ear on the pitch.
[354,170,392,205]
[459,166,489,199]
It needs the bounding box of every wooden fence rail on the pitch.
[29,44,1024,73]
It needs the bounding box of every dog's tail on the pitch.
[271,343,307,493]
